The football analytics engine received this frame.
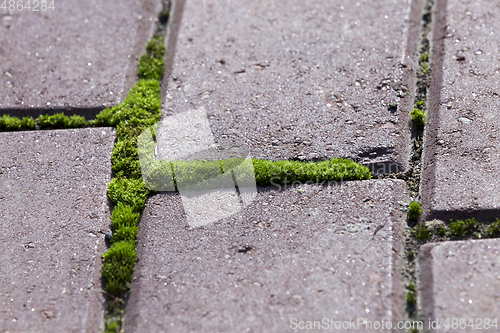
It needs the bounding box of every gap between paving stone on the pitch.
[409,0,500,329]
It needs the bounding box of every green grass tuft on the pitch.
[449,218,478,238]
[408,201,421,223]
[101,241,136,296]
[410,108,425,129]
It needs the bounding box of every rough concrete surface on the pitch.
[419,239,500,332]
[159,0,423,173]
[0,128,115,332]
[0,0,159,116]
[125,179,408,332]
[421,0,500,220]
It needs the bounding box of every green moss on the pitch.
[487,219,500,237]
[0,115,36,131]
[93,80,161,127]
[138,36,165,81]
[38,113,69,129]
[68,115,88,128]
[111,138,142,179]
[104,319,120,333]
[111,203,140,230]
[421,62,428,75]
[108,176,149,212]
[413,222,431,242]
[252,158,371,187]
[420,51,429,63]
[410,108,425,129]
[111,226,138,243]
[101,241,136,296]
[437,226,447,237]
[407,250,414,260]
[407,282,417,316]
[416,100,425,109]
[408,201,421,223]
[449,218,479,238]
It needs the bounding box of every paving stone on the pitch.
[0,0,159,117]
[0,128,115,332]
[419,239,500,332]
[124,179,407,332]
[420,0,500,220]
[159,0,424,173]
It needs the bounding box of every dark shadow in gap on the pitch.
[0,106,106,120]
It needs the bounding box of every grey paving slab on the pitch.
[420,0,500,220]
[0,128,115,332]
[419,239,500,332]
[124,179,407,332]
[0,0,159,116]
[159,0,423,173]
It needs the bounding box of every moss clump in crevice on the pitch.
[410,108,425,129]
[138,36,165,81]
[407,201,421,223]
[99,31,166,332]
[0,115,36,131]
[0,113,89,131]
[487,219,500,237]
[92,79,161,128]
[413,222,431,242]
[420,51,429,75]
[102,241,137,296]
[252,158,371,186]
[437,225,446,237]
[140,157,372,192]
[104,319,120,333]
[449,218,479,238]
[406,282,417,316]
[108,176,150,212]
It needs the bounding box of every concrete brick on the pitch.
[159,0,423,173]
[0,128,115,332]
[0,0,159,116]
[421,0,500,220]
[419,239,500,332]
[125,179,407,332]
